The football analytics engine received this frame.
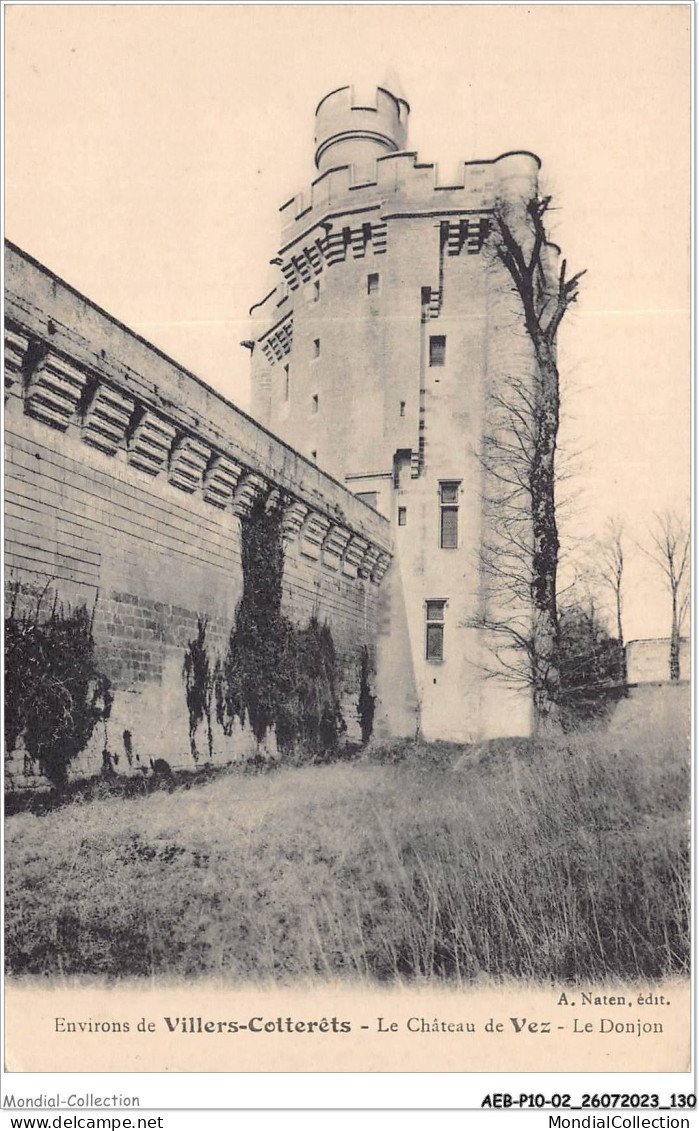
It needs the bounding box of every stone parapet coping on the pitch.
[4,242,392,583]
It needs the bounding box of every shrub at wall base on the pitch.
[214,500,346,763]
[5,591,113,788]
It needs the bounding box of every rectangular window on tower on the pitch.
[439,482,460,549]
[398,506,407,526]
[313,337,321,358]
[429,335,446,367]
[425,600,446,662]
[367,272,380,295]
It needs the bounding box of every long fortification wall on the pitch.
[4,242,393,785]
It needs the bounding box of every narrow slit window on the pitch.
[367,272,380,295]
[312,394,319,413]
[398,506,407,526]
[399,401,406,417]
[311,449,317,462]
[283,364,290,401]
[425,600,446,661]
[313,280,320,302]
[439,482,460,549]
[313,337,320,358]
[429,335,446,367]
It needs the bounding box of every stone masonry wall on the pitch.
[4,242,392,787]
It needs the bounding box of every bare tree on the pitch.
[477,194,586,726]
[645,511,689,681]
[597,517,626,681]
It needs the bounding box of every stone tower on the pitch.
[249,85,546,742]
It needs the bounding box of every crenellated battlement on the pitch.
[279,148,540,249]
[247,86,541,327]
[242,147,542,324]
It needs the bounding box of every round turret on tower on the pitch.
[314,85,409,177]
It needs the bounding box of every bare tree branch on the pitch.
[642,510,690,680]
[595,518,626,679]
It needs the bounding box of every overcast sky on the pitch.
[5,4,690,640]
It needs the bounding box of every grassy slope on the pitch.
[5,691,690,983]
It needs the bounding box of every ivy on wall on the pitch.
[183,617,214,761]
[213,498,346,761]
[357,645,376,746]
[4,587,113,788]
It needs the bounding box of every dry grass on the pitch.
[5,689,689,983]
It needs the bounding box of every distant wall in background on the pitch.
[625,637,689,685]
